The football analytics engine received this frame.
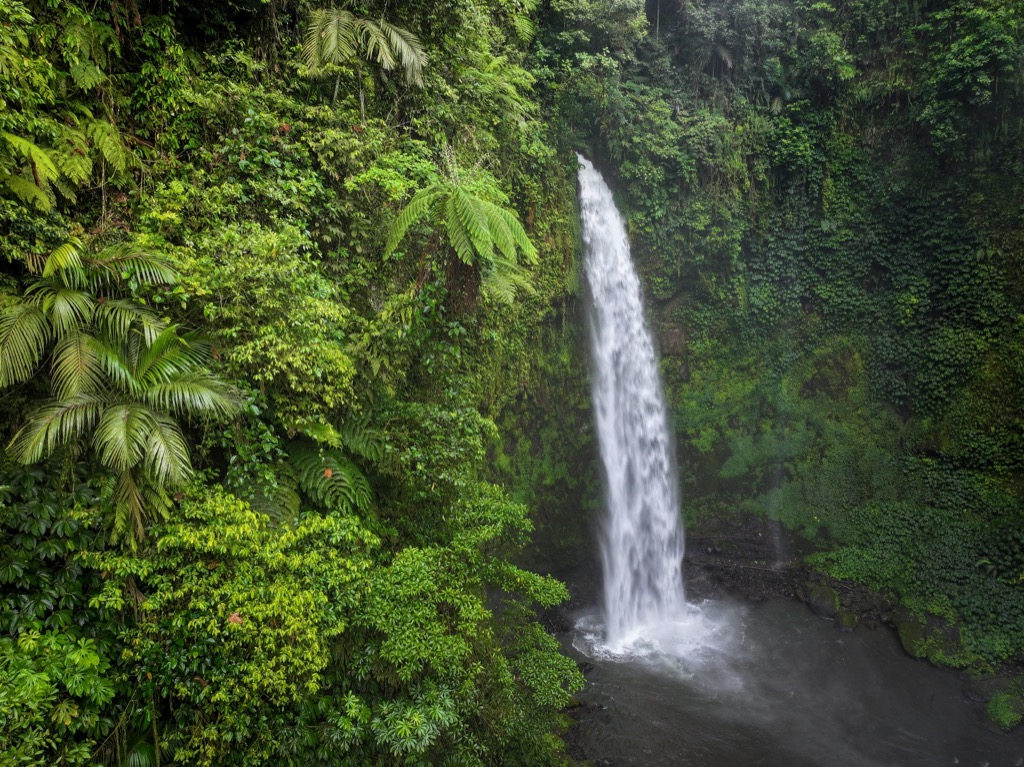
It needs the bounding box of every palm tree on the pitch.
[302,6,427,121]
[0,240,238,546]
[383,158,538,308]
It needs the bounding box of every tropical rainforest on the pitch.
[0,0,1022,764]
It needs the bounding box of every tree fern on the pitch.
[384,164,538,304]
[54,125,93,185]
[294,416,382,461]
[1,133,58,210]
[337,415,383,462]
[2,133,59,186]
[482,256,536,305]
[247,460,303,527]
[383,189,441,258]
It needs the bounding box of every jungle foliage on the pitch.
[537,0,1024,673]
[0,0,588,764]
[3,0,1024,761]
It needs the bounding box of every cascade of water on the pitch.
[577,155,686,646]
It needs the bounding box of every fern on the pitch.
[2,174,52,210]
[337,415,383,462]
[295,415,383,461]
[512,13,537,42]
[69,61,106,91]
[246,460,303,527]
[482,256,536,305]
[383,189,441,258]
[385,165,538,302]
[2,133,59,185]
[289,439,372,515]
[1,133,59,209]
[55,125,93,185]
[86,120,129,175]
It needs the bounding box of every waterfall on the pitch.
[578,155,686,646]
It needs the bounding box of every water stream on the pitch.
[573,156,1023,765]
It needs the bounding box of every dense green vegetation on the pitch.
[549,0,1024,676]
[2,0,1023,762]
[0,1,590,763]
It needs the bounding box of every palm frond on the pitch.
[354,19,427,85]
[86,243,178,289]
[376,19,427,85]
[142,413,192,487]
[303,8,358,69]
[93,298,165,345]
[0,300,50,387]
[51,330,104,399]
[93,404,154,473]
[8,395,105,464]
[144,373,238,418]
[42,238,84,277]
[32,281,94,335]
[93,337,139,396]
[134,325,189,383]
[354,19,398,71]
[110,469,144,547]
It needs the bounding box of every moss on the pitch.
[987,691,1023,731]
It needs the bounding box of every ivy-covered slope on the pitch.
[0,1,594,764]
[539,0,1024,678]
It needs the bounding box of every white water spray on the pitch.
[578,156,687,647]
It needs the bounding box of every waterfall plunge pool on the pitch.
[562,598,1023,767]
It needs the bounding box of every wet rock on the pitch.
[803,582,840,619]
[893,606,927,658]
[891,606,965,664]
[838,610,859,632]
[964,674,1012,702]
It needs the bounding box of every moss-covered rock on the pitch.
[803,582,840,619]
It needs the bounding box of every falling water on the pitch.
[578,156,686,646]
